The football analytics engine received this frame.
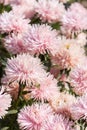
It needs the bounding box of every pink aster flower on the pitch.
[61,2,87,36]
[0,87,12,118]
[71,94,87,120]
[69,62,87,95]
[51,37,85,70]
[49,92,76,117]
[43,114,75,130]
[3,53,47,85]
[4,24,59,55]
[17,103,53,130]
[4,32,28,54]
[0,11,29,33]
[23,24,59,55]
[30,74,59,102]
[35,0,65,23]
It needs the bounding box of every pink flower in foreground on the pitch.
[3,53,47,85]
[4,24,59,55]
[35,0,65,23]
[18,103,53,130]
[0,11,29,33]
[43,115,75,130]
[61,2,87,35]
[69,63,87,95]
[0,87,12,118]
[71,94,87,120]
[30,74,59,102]
[23,24,59,55]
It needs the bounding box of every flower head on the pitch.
[30,74,59,102]
[4,33,28,54]
[43,114,75,130]
[35,0,65,23]
[3,53,47,85]
[0,87,12,118]
[49,92,76,117]
[71,94,87,120]
[12,0,36,18]
[23,24,59,55]
[51,37,85,70]
[69,63,87,95]
[18,103,53,130]
[0,11,29,33]
[61,2,87,36]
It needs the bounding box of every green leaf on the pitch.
[7,110,18,115]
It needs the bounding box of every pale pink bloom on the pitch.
[0,87,12,118]
[3,53,47,85]
[43,114,75,130]
[12,0,36,18]
[30,74,59,102]
[51,37,85,70]
[35,0,65,23]
[0,11,29,33]
[49,92,76,117]
[71,94,87,120]
[23,24,59,55]
[61,2,87,36]
[69,63,87,95]
[4,33,28,54]
[18,103,53,130]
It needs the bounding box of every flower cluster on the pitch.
[0,0,87,130]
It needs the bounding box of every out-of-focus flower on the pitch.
[23,24,59,55]
[2,53,47,85]
[49,92,76,117]
[18,103,53,130]
[71,94,87,120]
[69,63,87,95]
[30,74,59,102]
[61,2,87,36]
[0,87,12,118]
[0,11,29,33]
[35,0,65,23]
